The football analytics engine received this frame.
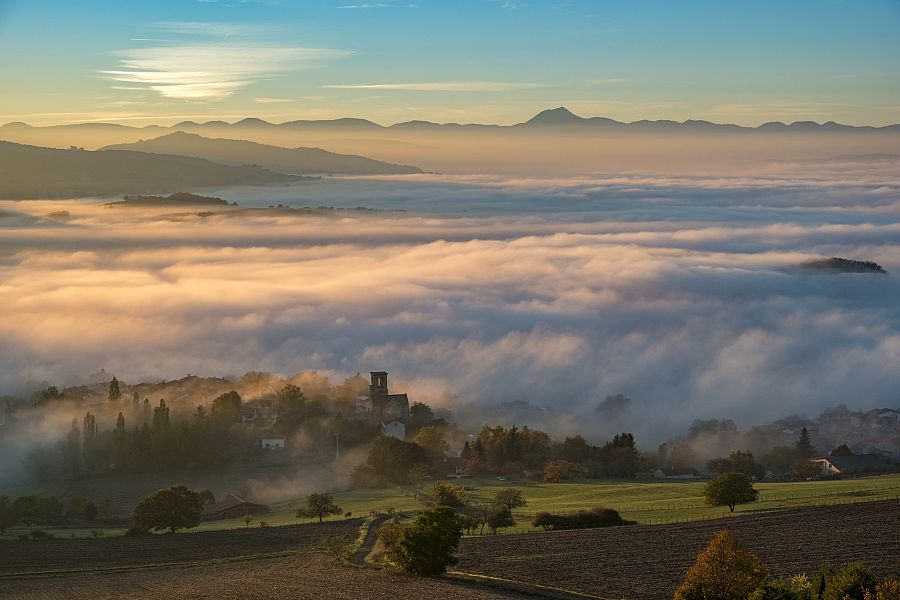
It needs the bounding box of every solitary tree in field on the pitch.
[388,505,462,576]
[492,488,528,514]
[296,492,342,523]
[133,485,205,533]
[703,472,759,513]
[674,529,767,600]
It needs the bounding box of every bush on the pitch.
[29,529,53,540]
[377,521,405,552]
[388,505,462,576]
[433,482,468,508]
[125,526,148,537]
[530,507,633,531]
[749,575,815,600]
[863,579,900,600]
[542,459,586,483]
[823,563,877,600]
[349,464,383,489]
[674,530,767,600]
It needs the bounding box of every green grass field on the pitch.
[4,474,899,540]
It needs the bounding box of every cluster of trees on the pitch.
[531,507,634,531]
[376,489,524,576]
[461,429,642,480]
[127,485,215,535]
[26,393,252,480]
[676,529,899,600]
[0,494,119,534]
[22,376,386,482]
[354,422,647,489]
[703,428,820,482]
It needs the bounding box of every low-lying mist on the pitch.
[1,168,898,449]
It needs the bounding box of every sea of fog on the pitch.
[1,169,899,439]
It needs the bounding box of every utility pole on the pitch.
[335,432,340,461]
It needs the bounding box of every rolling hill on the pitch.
[0,140,300,199]
[101,132,422,175]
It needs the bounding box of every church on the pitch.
[365,371,410,433]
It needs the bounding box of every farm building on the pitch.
[202,494,270,520]
[811,453,891,476]
[259,436,286,449]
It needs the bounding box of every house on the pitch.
[242,399,278,428]
[367,372,410,427]
[870,408,900,426]
[443,456,467,479]
[259,436,286,449]
[811,454,891,476]
[201,494,270,520]
[445,445,464,459]
[352,394,370,421]
[382,420,406,440]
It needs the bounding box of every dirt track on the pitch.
[0,520,362,577]
[0,555,532,600]
[456,500,900,600]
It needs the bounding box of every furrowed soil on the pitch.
[456,500,900,600]
[0,555,532,599]
[0,520,362,577]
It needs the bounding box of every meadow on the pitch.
[10,474,898,541]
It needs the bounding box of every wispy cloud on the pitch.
[102,22,352,101]
[337,3,418,8]
[322,81,547,91]
[253,97,294,104]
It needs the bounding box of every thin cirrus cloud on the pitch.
[336,3,419,8]
[101,45,352,101]
[322,82,548,91]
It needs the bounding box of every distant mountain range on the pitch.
[3,106,899,135]
[0,140,299,199]
[101,132,422,175]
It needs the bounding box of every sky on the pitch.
[1,0,899,127]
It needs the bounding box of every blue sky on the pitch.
[1,0,899,125]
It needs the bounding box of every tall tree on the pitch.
[66,417,81,477]
[108,377,121,402]
[152,399,169,434]
[795,427,817,459]
[414,426,448,463]
[210,391,242,424]
[82,412,97,475]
